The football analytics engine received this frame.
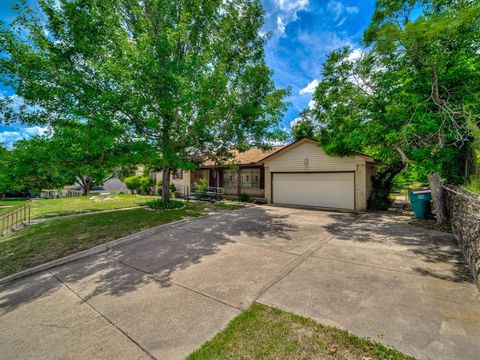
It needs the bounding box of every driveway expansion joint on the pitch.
[105,254,244,311]
[48,270,157,360]
[254,233,336,303]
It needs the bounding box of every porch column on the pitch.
[237,168,241,195]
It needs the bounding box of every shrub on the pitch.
[194,178,209,195]
[124,176,140,194]
[145,199,185,210]
[139,176,153,194]
[238,193,251,202]
[465,176,480,194]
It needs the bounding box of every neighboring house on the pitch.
[42,178,129,198]
[164,138,378,211]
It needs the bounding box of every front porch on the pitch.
[190,166,266,201]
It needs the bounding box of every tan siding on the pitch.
[153,170,192,195]
[263,142,370,211]
[171,171,191,194]
[355,164,366,211]
[265,142,358,172]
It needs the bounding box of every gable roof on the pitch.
[202,138,377,167]
[232,146,287,164]
[203,145,286,166]
[260,137,377,164]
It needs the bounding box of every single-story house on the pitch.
[42,178,129,198]
[165,138,378,211]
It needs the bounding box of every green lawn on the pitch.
[0,201,241,277]
[188,303,413,360]
[0,200,27,216]
[0,199,27,207]
[28,194,159,219]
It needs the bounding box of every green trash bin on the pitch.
[408,190,432,219]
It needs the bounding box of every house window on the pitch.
[173,170,183,180]
[223,170,238,188]
[241,168,260,188]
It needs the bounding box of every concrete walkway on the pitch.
[1,206,479,359]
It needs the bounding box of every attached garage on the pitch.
[262,138,378,211]
[272,172,355,210]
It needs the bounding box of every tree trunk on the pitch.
[162,167,171,202]
[83,177,92,196]
[77,176,92,196]
[369,162,405,210]
[428,172,447,225]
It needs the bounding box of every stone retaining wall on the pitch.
[443,185,480,289]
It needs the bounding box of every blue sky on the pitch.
[0,0,375,147]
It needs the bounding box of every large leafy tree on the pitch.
[10,123,135,195]
[0,0,288,201]
[308,0,480,217]
[0,145,19,197]
[9,136,71,194]
[47,123,136,195]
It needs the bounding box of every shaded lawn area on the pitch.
[0,202,241,277]
[188,303,413,360]
[29,194,159,219]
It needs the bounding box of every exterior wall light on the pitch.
[304,158,309,165]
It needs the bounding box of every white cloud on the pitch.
[327,1,344,20]
[346,6,359,14]
[336,17,347,27]
[276,16,286,35]
[308,99,316,110]
[347,48,363,62]
[0,126,48,147]
[299,79,319,95]
[23,126,48,136]
[327,1,358,25]
[290,117,302,127]
[275,0,309,12]
[0,131,22,145]
[273,0,309,37]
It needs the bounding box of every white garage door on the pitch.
[272,172,355,210]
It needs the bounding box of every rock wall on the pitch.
[444,185,480,289]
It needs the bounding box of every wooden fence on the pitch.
[0,204,31,237]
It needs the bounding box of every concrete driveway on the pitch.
[1,206,479,360]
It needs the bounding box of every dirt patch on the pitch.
[408,218,452,233]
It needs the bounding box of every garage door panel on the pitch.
[272,173,354,210]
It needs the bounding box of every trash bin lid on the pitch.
[412,190,431,195]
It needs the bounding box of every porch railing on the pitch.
[0,204,31,237]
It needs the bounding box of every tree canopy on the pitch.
[305,0,480,209]
[0,0,288,200]
[291,114,316,142]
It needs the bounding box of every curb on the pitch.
[0,212,220,285]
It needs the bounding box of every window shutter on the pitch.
[259,167,265,189]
